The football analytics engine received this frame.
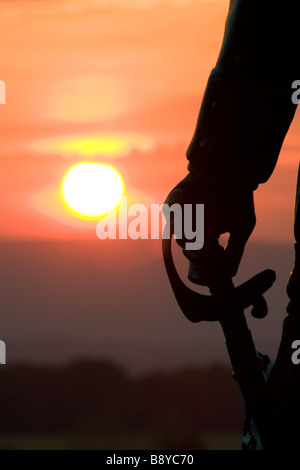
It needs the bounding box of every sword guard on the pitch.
[163,235,276,323]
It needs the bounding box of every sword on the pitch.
[163,234,276,450]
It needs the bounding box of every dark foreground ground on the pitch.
[0,432,240,450]
[0,360,243,450]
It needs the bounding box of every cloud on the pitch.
[32,132,154,159]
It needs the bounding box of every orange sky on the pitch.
[0,0,299,243]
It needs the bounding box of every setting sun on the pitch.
[61,162,125,219]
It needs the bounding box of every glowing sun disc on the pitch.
[61,162,125,219]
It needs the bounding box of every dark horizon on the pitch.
[0,359,242,450]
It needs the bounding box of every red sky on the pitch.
[0,0,299,243]
[0,0,298,371]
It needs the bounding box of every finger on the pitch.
[225,213,256,277]
[183,236,226,287]
[224,190,256,277]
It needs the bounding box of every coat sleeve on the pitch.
[187,0,299,192]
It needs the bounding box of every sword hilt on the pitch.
[163,235,276,323]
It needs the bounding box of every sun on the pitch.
[61,162,125,219]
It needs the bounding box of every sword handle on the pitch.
[163,235,276,323]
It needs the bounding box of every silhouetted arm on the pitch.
[165,1,299,286]
[187,0,298,193]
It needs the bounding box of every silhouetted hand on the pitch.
[164,172,256,292]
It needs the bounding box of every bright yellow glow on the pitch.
[33,132,153,158]
[58,135,143,156]
[61,162,125,219]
